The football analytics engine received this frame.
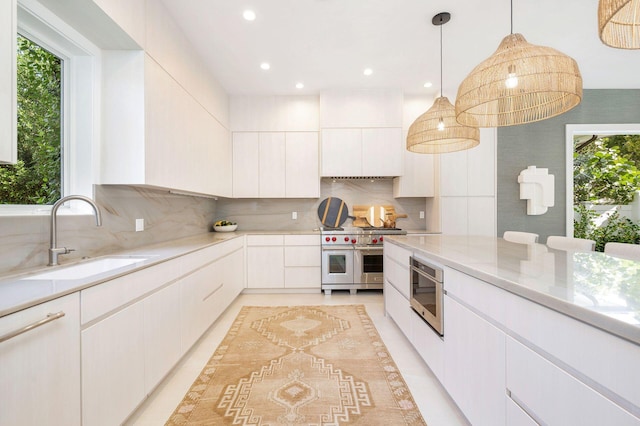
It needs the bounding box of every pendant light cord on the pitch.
[510,0,513,34]
[440,22,443,98]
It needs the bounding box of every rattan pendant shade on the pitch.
[407,97,479,153]
[599,0,640,49]
[406,12,480,154]
[455,33,583,128]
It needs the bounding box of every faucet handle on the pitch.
[65,248,76,254]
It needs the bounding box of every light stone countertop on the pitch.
[0,232,245,318]
[387,234,640,346]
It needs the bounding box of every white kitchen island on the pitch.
[384,234,640,426]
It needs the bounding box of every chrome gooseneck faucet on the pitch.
[49,195,103,266]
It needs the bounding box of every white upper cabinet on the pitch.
[233,131,319,198]
[362,128,403,177]
[259,132,287,198]
[232,132,260,198]
[320,89,403,128]
[286,132,320,198]
[321,128,362,177]
[100,53,232,197]
[0,0,16,164]
[231,95,319,132]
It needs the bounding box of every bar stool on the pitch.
[604,242,640,261]
[546,236,596,251]
[503,231,539,244]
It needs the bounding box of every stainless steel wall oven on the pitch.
[410,256,444,336]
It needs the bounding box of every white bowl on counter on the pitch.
[213,224,238,232]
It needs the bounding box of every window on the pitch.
[0,34,62,204]
[0,1,99,214]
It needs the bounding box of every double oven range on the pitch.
[321,227,407,295]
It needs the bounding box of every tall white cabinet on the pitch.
[439,127,497,235]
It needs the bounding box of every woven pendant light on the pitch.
[407,12,479,154]
[455,2,583,128]
[599,0,640,49]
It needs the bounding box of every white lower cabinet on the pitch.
[247,234,320,290]
[383,280,412,340]
[82,302,146,426]
[443,295,506,426]
[506,337,639,426]
[144,283,182,392]
[0,293,81,426]
[284,235,320,289]
[81,237,244,425]
[410,311,444,382]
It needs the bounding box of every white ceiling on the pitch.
[161,0,640,98]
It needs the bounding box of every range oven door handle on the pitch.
[354,246,383,252]
[322,246,354,251]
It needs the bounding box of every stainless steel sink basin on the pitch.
[23,256,151,280]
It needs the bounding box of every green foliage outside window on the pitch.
[574,204,640,252]
[0,35,61,204]
[574,137,640,205]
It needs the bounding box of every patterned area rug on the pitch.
[166,305,426,425]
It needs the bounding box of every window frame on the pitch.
[0,0,100,216]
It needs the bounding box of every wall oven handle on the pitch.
[410,265,440,285]
[0,311,65,343]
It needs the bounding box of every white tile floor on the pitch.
[126,291,468,425]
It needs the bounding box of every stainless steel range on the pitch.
[321,227,407,294]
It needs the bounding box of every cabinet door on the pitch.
[143,282,182,393]
[0,293,81,426]
[393,151,435,197]
[286,132,319,197]
[247,246,284,288]
[82,302,145,426]
[506,337,639,426]
[443,295,506,426]
[232,132,260,197]
[362,128,403,176]
[259,132,286,197]
[321,128,362,176]
[383,279,412,340]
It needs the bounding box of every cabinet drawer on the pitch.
[284,234,320,246]
[411,310,444,382]
[384,255,410,299]
[506,337,639,425]
[247,234,284,246]
[384,280,412,340]
[384,242,412,266]
[284,246,320,267]
[284,267,320,288]
[81,258,181,324]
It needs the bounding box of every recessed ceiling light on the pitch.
[260,62,270,70]
[296,82,304,89]
[243,10,256,21]
[424,82,433,88]
[363,68,373,76]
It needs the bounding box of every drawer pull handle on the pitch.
[0,311,66,343]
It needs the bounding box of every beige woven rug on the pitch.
[166,305,426,425]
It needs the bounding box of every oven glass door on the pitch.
[355,247,384,284]
[322,248,354,284]
[410,261,443,335]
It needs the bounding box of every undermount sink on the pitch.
[23,256,151,280]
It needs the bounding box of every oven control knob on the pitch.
[344,237,350,242]
[351,239,356,244]
[380,236,384,241]
[325,237,330,242]
[372,238,378,244]
[332,237,337,242]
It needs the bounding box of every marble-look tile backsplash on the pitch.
[0,179,426,276]
[0,185,217,276]
[216,179,427,231]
